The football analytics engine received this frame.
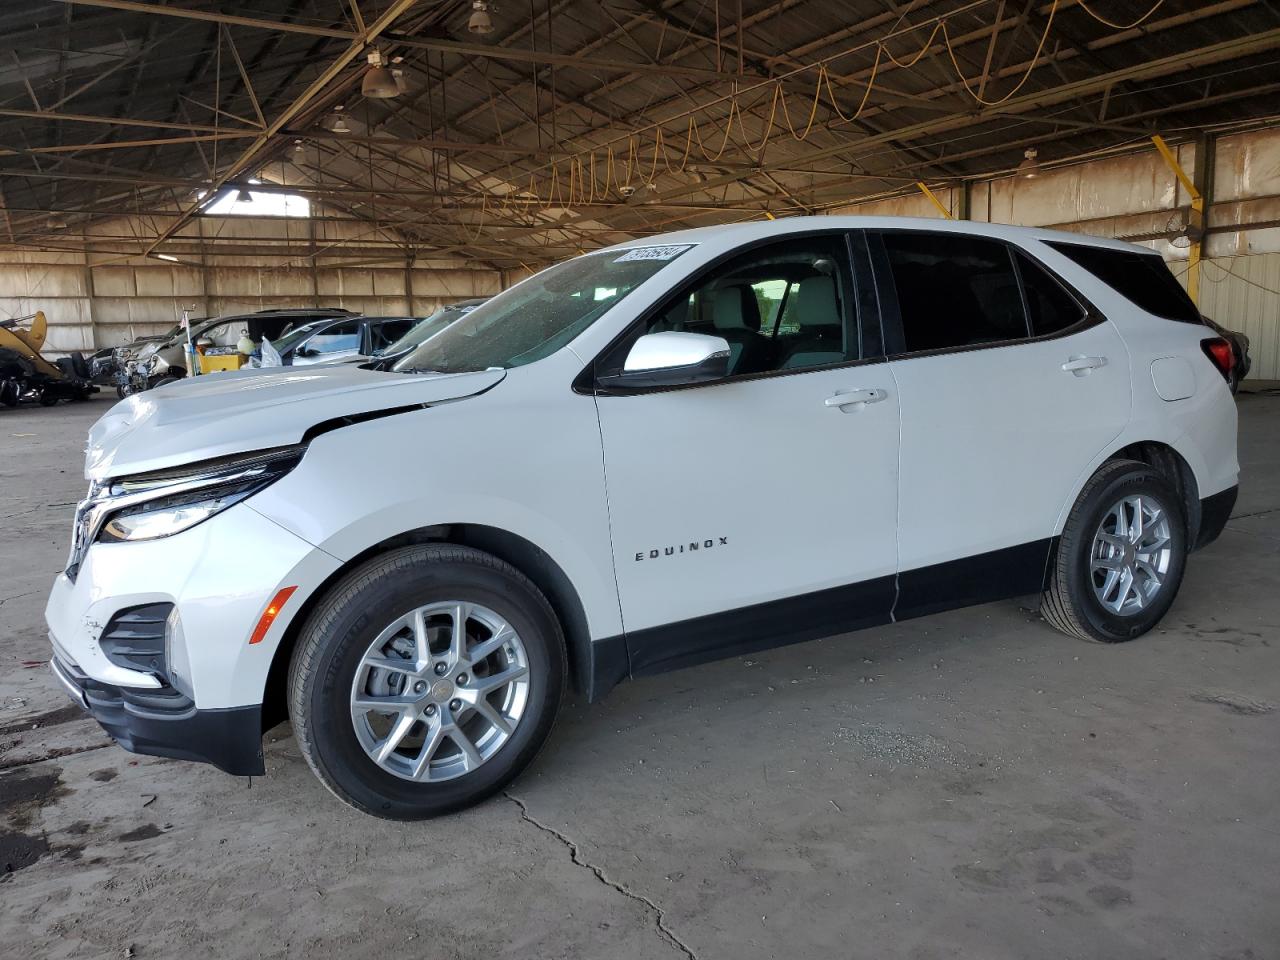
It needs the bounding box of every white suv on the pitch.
[46,217,1239,818]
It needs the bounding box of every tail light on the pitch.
[1200,337,1235,382]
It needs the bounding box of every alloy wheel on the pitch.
[349,601,530,782]
[1090,494,1173,616]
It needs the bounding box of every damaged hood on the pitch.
[85,366,504,480]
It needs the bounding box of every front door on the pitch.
[868,229,1131,617]
[592,233,900,675]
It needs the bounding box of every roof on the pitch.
[602,215,1152,252]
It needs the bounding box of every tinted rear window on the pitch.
[1046,242,1201,324]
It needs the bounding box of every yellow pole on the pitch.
[1152,135,1203,305]
[915,181,954,220]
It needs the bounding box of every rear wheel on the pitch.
[288,544,565,819]
[1041,459,1187,643]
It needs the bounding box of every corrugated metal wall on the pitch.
[0,214,503,354]
[834,127,1280,381]
[1197,253,1280,384]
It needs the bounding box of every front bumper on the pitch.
[51,655,264,775]
[46,499,341,710]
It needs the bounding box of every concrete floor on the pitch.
[2,391,1277,960]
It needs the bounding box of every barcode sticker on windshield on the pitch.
[614,244,692,263]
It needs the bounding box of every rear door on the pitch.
[867,230,1130,616]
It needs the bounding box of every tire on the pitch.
[149,376,179,389]
[1041,459,1187,643]
[0,380,17,407]
[38,391,59,407]
[116,384,131,399]
[288,544,566,819]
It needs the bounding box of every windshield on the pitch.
[378,309,461,356]
[269,320,333,354]
[393,245,693,374]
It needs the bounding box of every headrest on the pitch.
[711,285,761,331]
[793,276,841,327]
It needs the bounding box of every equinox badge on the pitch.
[635,537,728,561]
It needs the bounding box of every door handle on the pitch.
[1061,355,1107,375]
[825,388,888,409]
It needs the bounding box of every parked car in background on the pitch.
[252,315,418,368]
[48,217,1239,819]
[1201,316,1251,392]
[321,298,489,371]
[108,308,354,394]
[88,323,182,379]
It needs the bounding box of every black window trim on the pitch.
[867,228,1106,363]
[573,228,885,397]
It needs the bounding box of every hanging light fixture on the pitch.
[1017,148,1041,180]
[468,0,494,35]
[46,213,67,230]
[236,188,254,204]
[293,139,305,156]
[361,49,399,99]
[331,106,351,134]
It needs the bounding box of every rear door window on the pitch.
[1045,242,1200,324]
[877,232,1028,352]
[369,319,414,352]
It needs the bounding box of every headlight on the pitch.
[99,447,303,543]
[66,446,304,575]
[100,482,263,542]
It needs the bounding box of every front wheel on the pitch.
[1041,459,1187,643]
[288,544,566,819]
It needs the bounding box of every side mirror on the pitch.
[598,331,731,390]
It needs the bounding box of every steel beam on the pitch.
[43,0,353,39]
[0,106,256,134]
[140,0,425,256]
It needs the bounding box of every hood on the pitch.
[85,366,505,481]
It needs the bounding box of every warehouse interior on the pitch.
[3,3,1280,958]
[0,0,1276,376]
